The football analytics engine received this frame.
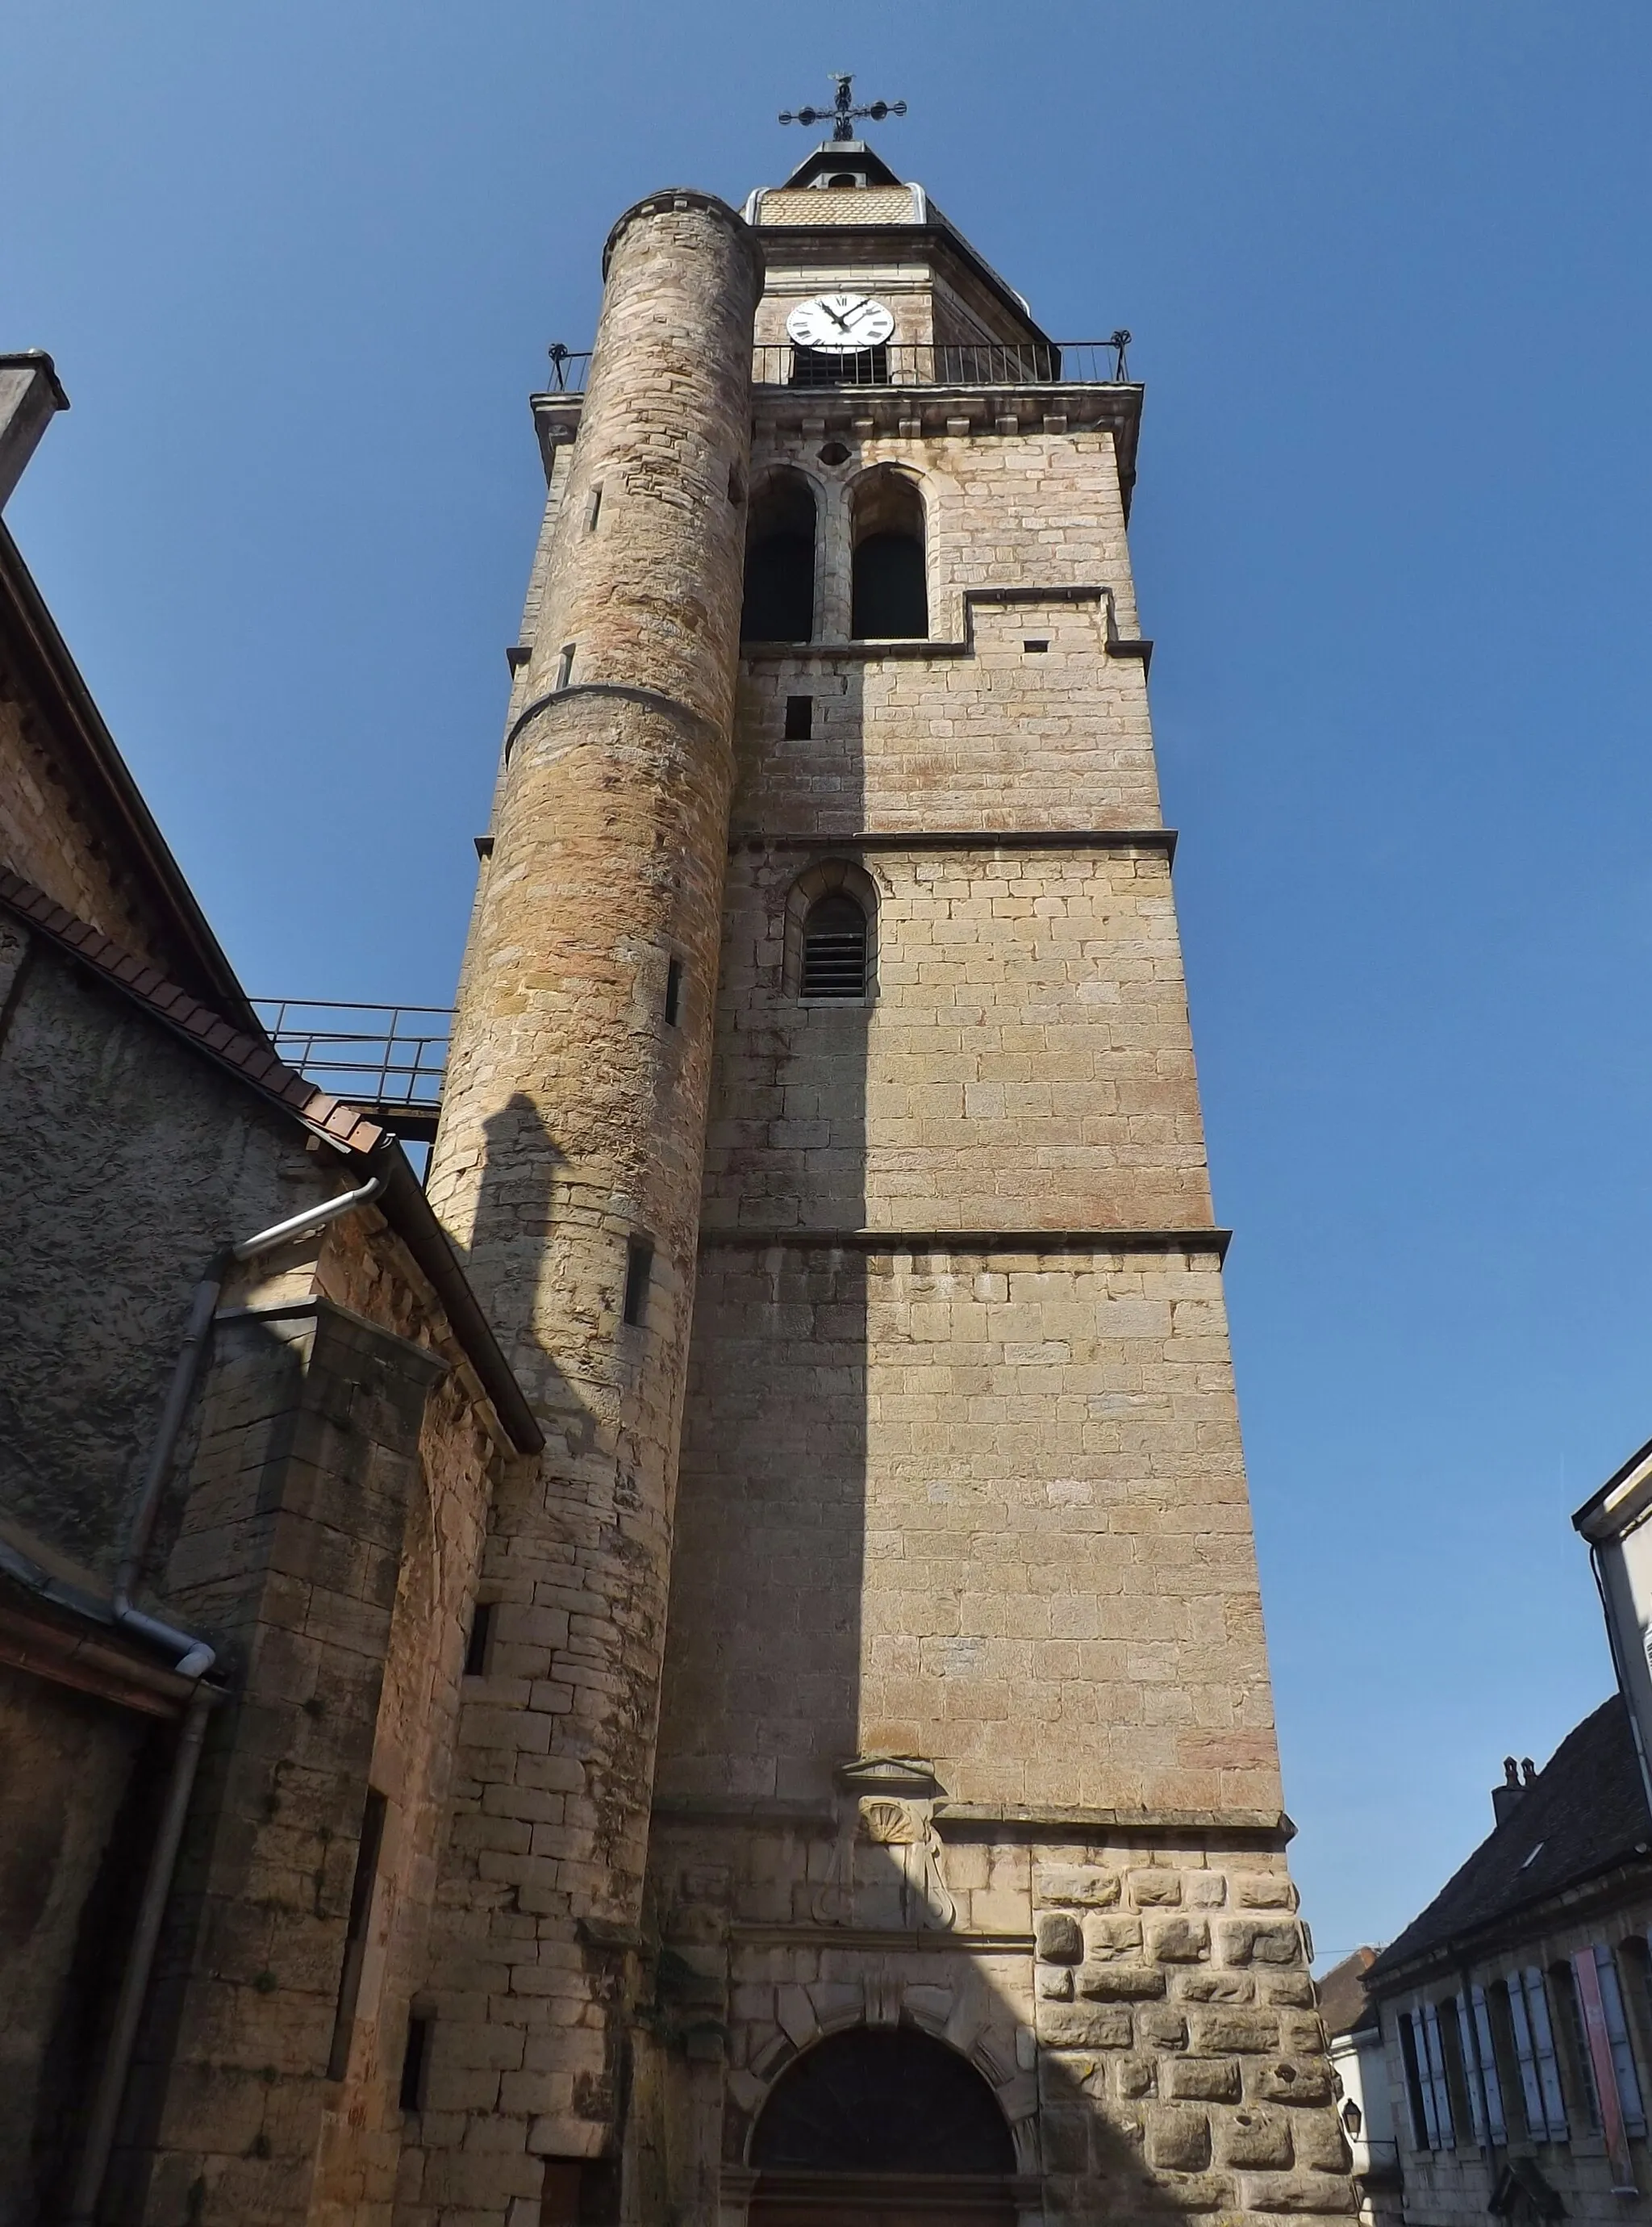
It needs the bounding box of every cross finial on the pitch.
[779,72,907,144]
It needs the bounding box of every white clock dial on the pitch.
[786,293,896,352]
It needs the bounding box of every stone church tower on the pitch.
[419,121,1350,2227]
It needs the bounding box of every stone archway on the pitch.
[749,2028,1017,2227]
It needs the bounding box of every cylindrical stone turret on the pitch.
[421,190,761,2174]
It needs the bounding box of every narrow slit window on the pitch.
[784,694,813,741]
[623,1239,653,1328]
[801,893,869,1001]
[328,1788,388,2080]
[555,643,575,691]
[664,959,683,1027]
[1024,638,1049,653]
[463,1600,494,1678]
[399,2014,431,2112]
[587,486,603,531]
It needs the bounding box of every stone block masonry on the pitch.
[419,190,764,2196]
[635,172,1350,2227]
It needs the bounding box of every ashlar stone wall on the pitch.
[641,215,1346,2227]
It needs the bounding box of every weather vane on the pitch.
[779,73,907,144]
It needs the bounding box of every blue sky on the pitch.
[6,1,1651,1962]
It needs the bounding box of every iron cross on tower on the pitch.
[778,72,907,141]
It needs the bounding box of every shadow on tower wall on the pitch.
[654,658,870,1816]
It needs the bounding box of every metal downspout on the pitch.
[65,1685,214,2225]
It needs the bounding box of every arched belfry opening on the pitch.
[749,2028,1016,2227]
[850,470,928,640]
[742,469,818,642]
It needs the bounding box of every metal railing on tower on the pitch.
[252,998,452,1139]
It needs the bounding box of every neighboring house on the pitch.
[1319,1948,1400,2223]
[1365,1698,1652,2227]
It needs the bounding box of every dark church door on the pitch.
[749,2029,1019,2227]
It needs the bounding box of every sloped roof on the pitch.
[1317,1946,1379,2040]
[1369,1696,1651,1984]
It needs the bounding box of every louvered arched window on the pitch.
[800,892,869,1001]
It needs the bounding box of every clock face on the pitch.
[786,293,896,352]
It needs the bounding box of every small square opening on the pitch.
[1023,639,1049,654]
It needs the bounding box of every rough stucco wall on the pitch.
[0,932,318,1581]
[0,1665,149,2227]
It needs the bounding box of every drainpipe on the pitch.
[66,1170,386,2225]
[66,1683,214,2226]
[109,1174,386,1676]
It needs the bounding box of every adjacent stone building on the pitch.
[0,126,1351,2227]
[0,365,540,2224]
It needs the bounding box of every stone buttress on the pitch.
[415,190,762,2212]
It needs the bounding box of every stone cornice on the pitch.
[699,1228,1233,1260]
[737,828,1177,859]
[740,582,1152,668]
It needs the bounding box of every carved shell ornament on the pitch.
[858,1798,918,1845]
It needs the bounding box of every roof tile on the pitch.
[1370,1697,1649,1982]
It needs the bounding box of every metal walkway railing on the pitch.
[538,335,1135,395]
[252,999,452,1140]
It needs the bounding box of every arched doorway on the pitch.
[749,2027,1017,2227]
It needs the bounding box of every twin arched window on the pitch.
[740,467,927,644]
